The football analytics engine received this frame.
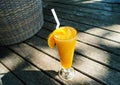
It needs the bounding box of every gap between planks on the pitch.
[9,43,104,85]
[25,35,120,85]
[36,27,120,72]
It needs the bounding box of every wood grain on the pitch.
[37,26,120,71]
[10,43,103,85]
[0,47,60,85]
[25,35,120,85]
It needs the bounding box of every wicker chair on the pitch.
[0,0,44,46]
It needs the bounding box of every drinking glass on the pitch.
[54,26,77,80]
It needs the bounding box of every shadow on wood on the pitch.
[1,70,58,85]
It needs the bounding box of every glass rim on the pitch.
[54,26,77,41]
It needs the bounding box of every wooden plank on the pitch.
[44,5,112,22]
[45,2,120,18]
[37,27,120,71]
[44,15,120,53]
[10,43,103,85]
[0,74,22,85]
[47,1,112,11]
[0,63,9,74]
[44,7,115,24]
[25,35,120,85]
[44,9,120,33]
[45,1,120,19]
[44,0,120,12]
[76,31,120,56]
[42,21,120,56]
[101,0,120,3]
[0,72,24,85]
[111,4,120,13]
[84,27,120,43]
[45,0,120,3]
[0,47,24,85]
[0,47,61,85]
[43,21,120,43]
[45,3,120,28]
[43,15,120,56]
[44,14,120,34]
[76,41,120,71]
[0,63,25,85]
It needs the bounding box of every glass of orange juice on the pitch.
[48,26,77,80]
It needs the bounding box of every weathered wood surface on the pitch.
[44,10,120,33]
[43,21,120,56]
[9,43,103,85]
[45,0,120,3]
[37,27,120,71]
[0,61,24,85]
[0,0,120,85]
[0,47,25,85]
[0,47,60,85]
[26,35,120,85]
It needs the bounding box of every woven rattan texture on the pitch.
[0,0,44,45]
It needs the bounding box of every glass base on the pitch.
[58,67,75,80]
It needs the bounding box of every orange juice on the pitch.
[54,26,77,69]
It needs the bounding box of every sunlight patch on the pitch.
[81,0,103,3]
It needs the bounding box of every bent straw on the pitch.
[51,9,60,29]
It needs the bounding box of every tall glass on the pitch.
[54,26,77,80]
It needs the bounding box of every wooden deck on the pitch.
[0,0,120,85]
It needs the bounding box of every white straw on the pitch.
[51,9,60,29]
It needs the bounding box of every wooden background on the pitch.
[0,0,120,85]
